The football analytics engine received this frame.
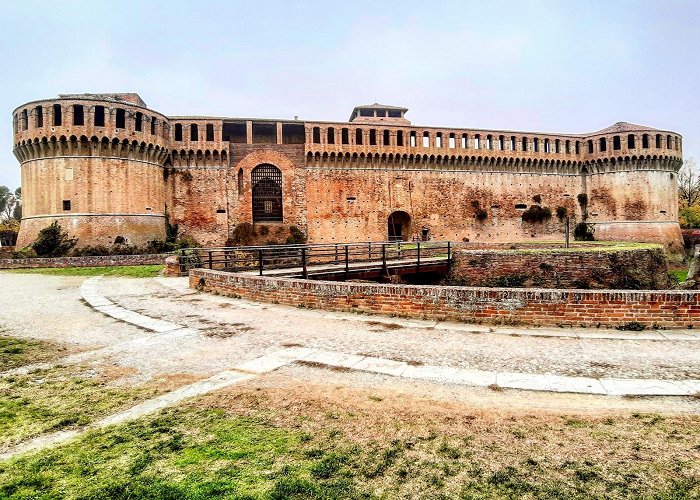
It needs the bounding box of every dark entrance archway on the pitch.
[388,211,411,241]
[251,164,283,223]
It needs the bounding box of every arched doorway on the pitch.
[388,211,411,241]
[251,164,283,222]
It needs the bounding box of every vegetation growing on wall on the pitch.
[521,205,552,223]
[286,226,307,245]
[555,206,568,220]
[228,223,256,246]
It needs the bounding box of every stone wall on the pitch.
[190,269,700,329]
[0,253,169,269]
[450,246,670,289]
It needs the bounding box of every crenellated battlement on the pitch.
[11,93,685,251]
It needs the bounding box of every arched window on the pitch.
[667,135,673,149]
[533,138,539,152]
[462,134,468,149]
[251,164,283,222]
[190,124,198,141]
[422,131,430,148]
[312,127,321,144]
[565,140,570,154]
[554,139,560,153]
[174,124,183,141]
[521,137,528,151]
[397,130,404,146]
[598,138,606,152]
[642,134,649,148]
[341,128,349,145]
[587,140,594,154]
[383,129,390,146]
[369,129,377,145]
[410,131,417,147]
[435,133,443,148]
[237,168,243,195]
[115,108,125,129]
[327,127,335,145]
[94,106,105,127]
[486,135,493,149]
[134,112,142,132]
[474,134,481,149]
[656,134,662,148]
[21,109,28,130]
[206,124,214,141]
[627,134,635,149]
[613,136,621,150]
[151,118,157,136]
[575,141,580,154]
[510,136,516,150]
[499,135,505,150]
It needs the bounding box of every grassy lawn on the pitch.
[0,335,68,371]
[0,383,697,499]
[3,265,164,278]
[0,363,163,451]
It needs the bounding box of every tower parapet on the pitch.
[13,94,170,247]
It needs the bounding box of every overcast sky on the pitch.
[1,0,698,189]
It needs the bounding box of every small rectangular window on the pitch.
[206,124,214,141]
[150,117,156,135]
[341,128,349,145]
[369,129,377,146]
[35,106,43,128]
[116,108,125,129]
[94,106,105,127]
[190,124,198,141]
[62,200,71,211]
[53,104,62,126]
[216,208,226,213]
[175,124,183,141]
[135,112,142,132]
[397,130,404,147]
[73,105,84,126]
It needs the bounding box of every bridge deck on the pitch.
[241,256,449,279]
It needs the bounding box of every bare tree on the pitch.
[678,157,700,207]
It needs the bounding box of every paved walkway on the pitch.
[0,273,698,459]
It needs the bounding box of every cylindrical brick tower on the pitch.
[12,94,171,248]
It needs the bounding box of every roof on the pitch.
[353,103,409,111]
[591,121,661,135]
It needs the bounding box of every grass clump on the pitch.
[4,265,164,278]
[0,336,67,371]
[0,365,161,449]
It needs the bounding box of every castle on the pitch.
[12,93,684,251]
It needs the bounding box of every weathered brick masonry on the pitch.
[13,95,684,251]
[450,247,669,289]
[0,253,169,269]
[190,269,700,329]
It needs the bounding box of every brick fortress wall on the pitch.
[449,246,669,289]
[190,269,699,329]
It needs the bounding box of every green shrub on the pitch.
[31,221,77,257]
[574,223,595,241]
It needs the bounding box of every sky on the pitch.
[0,0,698,189]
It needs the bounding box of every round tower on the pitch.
[580,122,684,252]
[12,94,171,248]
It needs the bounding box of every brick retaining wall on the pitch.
[0,253,170,269]
[451,247,668,289]
[190,269,700,329]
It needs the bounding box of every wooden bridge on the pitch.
[176,241,453,280]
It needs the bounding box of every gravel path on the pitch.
[1,272,699,385]
[99,276,700,381]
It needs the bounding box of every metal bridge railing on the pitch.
[177,241,452,277]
